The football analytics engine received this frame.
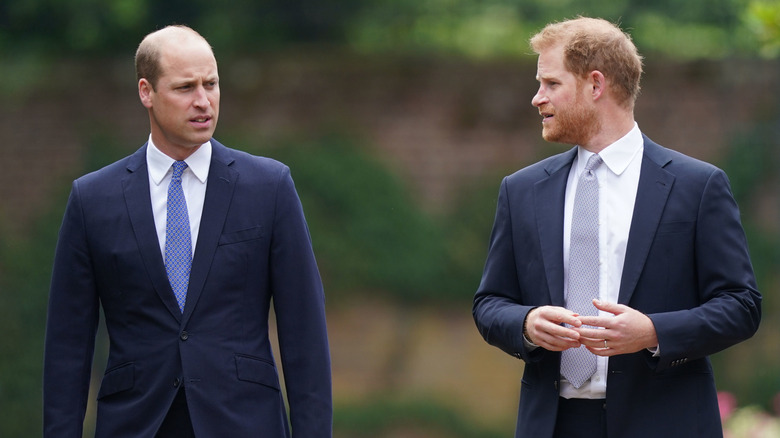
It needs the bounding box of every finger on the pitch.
[540,338,581,352]
[578,335,608,349]
[585,345,617,357]
[577,316,612,329]
[538,324,581,345]
[593,299,627,315]
[577,327,613,342]
[546,311,582,328]
[532,323,582,351]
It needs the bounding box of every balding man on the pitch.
[44,25,332,437]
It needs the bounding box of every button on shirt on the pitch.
[560,123,644,399]
[146,137,211,260]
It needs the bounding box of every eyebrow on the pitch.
[170,74,219,86]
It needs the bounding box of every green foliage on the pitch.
[630,13,746,59]
[744,0,780,57]
[0,197,62,436]
[347,0,766,59]
[720,121,780,285]
[711,116,780,413]
[0,130,142,438]
[334,397,506,437]
[440,178,503,298]
[233,132,502,305]
[252,135,459,303]
[0,0,775,59]
[724,405,780,437]
[0,0,366,56]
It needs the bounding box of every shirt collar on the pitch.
[577,123,643,176]
[146,136,212,186]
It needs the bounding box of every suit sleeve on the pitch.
[648,169,761,371]
[473,178,544,363]
[269,167,333,437]
[43,181,100,437]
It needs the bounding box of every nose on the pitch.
[531,86,546,108]
[193,85,210,109]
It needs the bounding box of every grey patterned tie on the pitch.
[561,153,603,388]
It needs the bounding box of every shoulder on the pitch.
[504,147,576,187]
[74,146,144,189]
[643,136,724,181]
[211,139,290,180]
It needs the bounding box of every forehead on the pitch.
[535,45,569,80]
[158,38,218,80]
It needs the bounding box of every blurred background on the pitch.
[1,0,779,436]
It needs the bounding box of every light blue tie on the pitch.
[561,154,603,388]
[165,161,191,313]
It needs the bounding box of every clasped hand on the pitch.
[524,299,658,356]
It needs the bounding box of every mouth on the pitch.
[540,112,554,123]
[190,116,212,128]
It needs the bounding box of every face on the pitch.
[139,37,219,160]
[531,45,600,147]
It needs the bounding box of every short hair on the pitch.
[530,17,643,107]
[134,25,211,89]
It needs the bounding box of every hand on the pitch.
[576,300,658,357]
[525,306,584,351]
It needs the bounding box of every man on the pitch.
[473,17,761,438]
[43,25,332,437]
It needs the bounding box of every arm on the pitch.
[269,167,332,437]
[43,182,100,437]
[648,169,760,369]
[473,178,581,362]
[578,169,760,369]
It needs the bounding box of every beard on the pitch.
[541,94,601,146]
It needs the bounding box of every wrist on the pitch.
[523,308,535,342]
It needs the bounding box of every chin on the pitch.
[542,130,562,143]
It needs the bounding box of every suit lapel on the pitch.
[618,137,675,304]
[122,145,183,321]
[181,140,237,324]
[535,148,577,307]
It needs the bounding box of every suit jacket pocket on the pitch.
[97,362,134,399]
[219,226,264,246]
[235,354,280,391]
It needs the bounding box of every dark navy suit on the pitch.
[44,139,332,437]
[473,136,761,437]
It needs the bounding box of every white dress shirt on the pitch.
[559,123,644,399]
[146,136,211,261]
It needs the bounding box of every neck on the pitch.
[581,111,635,153]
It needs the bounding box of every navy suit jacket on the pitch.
[473,136,761,438]
[44,139,332,437]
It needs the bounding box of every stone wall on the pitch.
[2,55,778,235]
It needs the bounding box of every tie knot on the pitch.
[585,154,603,172]
[171,161,188,180]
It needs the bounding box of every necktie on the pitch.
[561,153,603,388]
[165,161,191,313]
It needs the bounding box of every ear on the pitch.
[589,70,606,101]
[138,79,154,108]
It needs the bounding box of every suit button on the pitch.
[173,378,182,387]
[180,331,189,341]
